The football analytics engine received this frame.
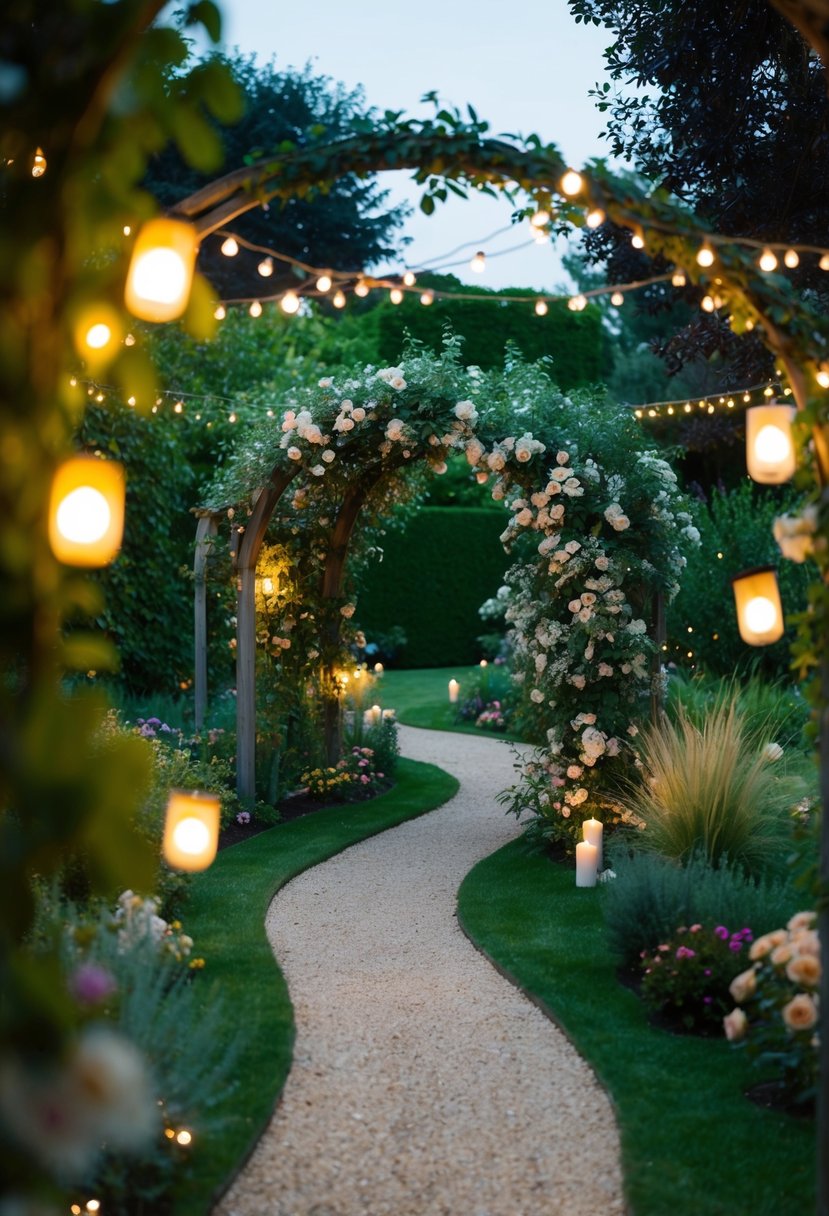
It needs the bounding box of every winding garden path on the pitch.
[216,726,623,1216]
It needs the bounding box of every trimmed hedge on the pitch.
[371,274,606,386]
[357,506,509,667]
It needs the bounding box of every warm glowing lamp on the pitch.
[534,299,548,317]
[73,303,123,367]
[124,218,198,323]
[162,790,220,871]
[560,169,583,196]
[731,567,784,646]
[48,455,125,567]
[745,402,795,483]
[448,678,460,703]
[389,287,404,304]
[469,251,486,274]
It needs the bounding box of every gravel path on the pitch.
[215,725,623,1216]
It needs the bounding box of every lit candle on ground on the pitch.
[369,704,381,726]
[374,662,384,675]
[448,678,460,704]
[582,818,603,871]
[575,840,598,888]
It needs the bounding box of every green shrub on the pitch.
[621,699,805,874]
[639,922,755,1033]
[357,506,510,666]
[602,849,800,969]
[667,670,811,751]
[667,480,815,680]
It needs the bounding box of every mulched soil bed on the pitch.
[218,786,394,850]
[745,1080,814,1120]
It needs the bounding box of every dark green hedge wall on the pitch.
[371,275,605,387]
[356,506,509,667]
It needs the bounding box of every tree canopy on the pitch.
[145,53,408,299]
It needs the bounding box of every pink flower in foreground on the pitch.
[69,964,117,1007]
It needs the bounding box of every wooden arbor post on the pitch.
[192,509,219,732]
[231,472,299,802]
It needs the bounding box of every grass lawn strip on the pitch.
[175,757,459,1215]
[457,836,814,1216]
[379,664,527,738]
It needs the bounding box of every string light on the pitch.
[586,208,605,229]
[631,232,645,250]
[560,169,583,196]
[535,299,548,316]
[821,254,829,271]
[530,209,550,228]
[568,294,587,312]
[332,289,346,309]
[701,295,715,312]
[280,291,300,314]
[315,273,332,293]
[248,300,262,317]
[354,278,370,298]
[214,305,226,320]
[124,333,135,347]
[696,243,715,268]
[671,269,687,287]
[610,291,624,307]
[817,366,829,389]
[420,290,434,306]
[221,237,239,257]
[470,251,486,273]
[402,270,417,287]
[257,257,273,277]
[783,248,799,268]
[123,224,131,236]
[389,287,404,304]
[31,147,46,177]
[758,247,778,272]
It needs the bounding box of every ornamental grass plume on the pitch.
[621,697,803,875]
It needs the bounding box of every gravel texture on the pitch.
[216,725,623,1216]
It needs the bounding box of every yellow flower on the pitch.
[770,943,794,967]
[749,934,776,961]
[786,954,820,988]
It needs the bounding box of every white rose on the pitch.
[530,689,544,704]
[556,450,569,465]
[287,446,302,461]
[454,399,477,422]
[322,449,336,463]
[351,407,366,422]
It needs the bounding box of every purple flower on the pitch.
[675,946,696,960]
[236,810,251,825]
[69,963,117,1006]
[139,724,156,737]
[703,996,713,1005]
[714,925,729,940]
[704,968,712,977]
[159,723,172,733]
[728,940,743,952]
[147,717,162,728]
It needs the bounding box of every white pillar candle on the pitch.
[575,840,598,888]
[448,678,460,704]
[369,704,382,725]
[582,818,603,871]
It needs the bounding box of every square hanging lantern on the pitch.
[162,790,220,871]
[731,566,784,646]
[745,402,796,483]
[48,455,125,567]
[124,218,199,323]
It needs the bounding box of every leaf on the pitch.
[420,194,435,216]
[185,0,223,42]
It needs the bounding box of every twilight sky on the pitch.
[217,1,619,289]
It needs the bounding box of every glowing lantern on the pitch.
[162,790,220,871]
[31,147,47,177]
[745,402,795,483]
[73,303,123,367]
[124,217,198,322]
[48,455,125,567]
[731,567,784,646]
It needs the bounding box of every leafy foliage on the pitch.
[639,922,755,1033]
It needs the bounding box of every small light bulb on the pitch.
[635,409,643,419]
[696,243,715,268]
[420,290,434,306]
[586,208,605,229]
[684,403,692,412]
[821,254,829,271]
[783,248,799,268]
[667,406,675,415]
[127,396,136,407]
[316,273,332,293]
[817,367,829,388]
[249,300,262,317]
[176,1129,193,1146]
[221,237,239,257]
[470,251,486,273]
[124,332,135,347]
[610,291,624,307]
[567,294,587,312]
[530,208,550,228]
[758,247,778,272]
[560,169,583,196]
[332,289,346,309]
[214,304,226,320]
[648,408,657,417]
[354,278,370,298]
[671,269,686,287]
[389,287,404,304]
[228,412,237,423]
[631,232,645,250]
[31,147,47,177]
[280,291,300,314]
[402,270,416,286]
[85,322,113,350]
[174,401,183,414]
[701,295,715,312]
[123,224,131,236]
[534,299,548,316]
[257,257,273,277]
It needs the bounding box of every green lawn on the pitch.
[175,757,458,1215]
[377,663,517,735]
[458,837,815,1216]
